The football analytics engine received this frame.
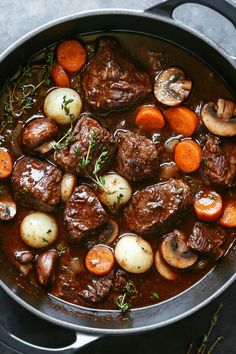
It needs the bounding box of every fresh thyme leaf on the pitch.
[113,193,124,208]
[208,193,217,201]
[42,237,49,243]
[151,291,160,301]
[46,229,52,234]
[56,244,68,256]
[114,294,131,313]
[93,148,108,175]
[124,281,137,296]
[53,127,73,151]
[73,145,81,156]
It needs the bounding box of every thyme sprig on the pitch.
[114,281,137,313]
[1,49,54,132]
[185,304,224,354]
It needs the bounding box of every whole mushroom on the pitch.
[201,99,236,136]
[154,67,192,106]
[160,230,198,269]
[21,117,59,154]
[36,249,58,287]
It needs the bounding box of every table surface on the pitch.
[0,0,236,353]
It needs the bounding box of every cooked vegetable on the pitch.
[154,67,192,106]
[160,230,198,269]
[57,39,86,73]
[218,199,236,228]
[159,162,179,180]
[98,219,119,245]
[164,136,181,153]
[51,62,71,87]
[36,249,58,287]
[135,105,165,133]
[0,186,16,220]
[0,149,13,178]
[98,173,132,212]
[174,140,202,173]
[20,212,58,248]
[44,88,82,124]
[115,234,153,274]
[15,250,34,264]
[85,245,115,275]
[201,99,236,137]
[194,191,222,222]
[155,250,178,280]
[164,106,199,136]
[60,173,77,202]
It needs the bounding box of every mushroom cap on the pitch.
[155,250,178,280]
[201,101,236,137]
[154,67,192,106]
[98,219,119,245]
[160,230,198,269]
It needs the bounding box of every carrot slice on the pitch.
[57,39,86,73]
[51,63,70,87]
[194,190,222,222]
[174,140,202,173]
[0,149,13,178]
[164,106,199,136]
[135,106,165,133]
[85,245,115,275]
[218,200,236,228]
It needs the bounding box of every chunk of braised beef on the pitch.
[115,130,159,182]
[82,37,151,113]
[188,222,226,260]
[79,276,113,303]
[11,157,62,212]
[125,179,192,235]
[201,135,236,188]
[54,114,116,176]
[113,269,127,292]
[64,185,108,244]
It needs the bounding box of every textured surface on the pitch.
[0,0,236,353]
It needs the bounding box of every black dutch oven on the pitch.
[0,0,235,353]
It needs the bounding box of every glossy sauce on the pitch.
[0,32,235,310]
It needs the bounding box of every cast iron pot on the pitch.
[0,0,235,352]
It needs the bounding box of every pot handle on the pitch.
[146,0,236,62]
[0,323,98,354]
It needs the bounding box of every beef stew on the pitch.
[0,32,235,312]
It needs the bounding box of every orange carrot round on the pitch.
[174,140,202,173]
[85,245,115,275]
[164,106,199,136]
[0,149,13,178]
[194,190,222,222]
[135,106,165,133]
[51,63,70,87]
[218,200,236,228]
[57,39,86,73]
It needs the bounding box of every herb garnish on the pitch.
[56,244,68,256]
[46,229,52,234]
[114,281,138,313]
[42,237,49,244]
[1,48,54,133]
[151,291,160,301]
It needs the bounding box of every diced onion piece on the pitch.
[20,212,58,249]
[159,162,179,180]
[44,88,82,124]
[115,234,153,274]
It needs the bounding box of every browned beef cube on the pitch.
[64,185,108,244]
[79,276,113,303]
[82,37,151,113]
[11,157,62,212]
[115,130,159,182]
[125,179,192,235]
[201,135,236,188]
[188,222,226,260]
[54,114,116,176]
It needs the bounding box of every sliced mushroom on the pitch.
[15,250,34,264]
[0,187,16,220]
[160,230,198,269]
[201,99,236,136]
[154,67,192,106]
[98,219,119,245]
[21,117,59,153]
[155,250,178,280]
[36,249,58,287]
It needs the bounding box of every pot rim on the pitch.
[0,7,235,335]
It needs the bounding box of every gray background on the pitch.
[0,0,236,353]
